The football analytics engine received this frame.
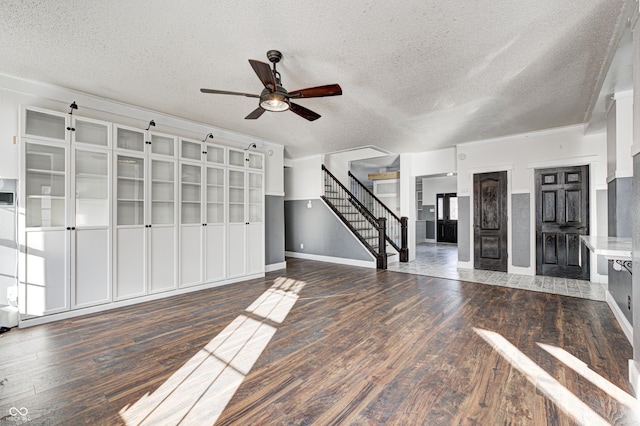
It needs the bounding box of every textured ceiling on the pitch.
[0,0,632,158]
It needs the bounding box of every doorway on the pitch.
[473,171,508,272]
[436,193,458,243]
[535,165,589,279]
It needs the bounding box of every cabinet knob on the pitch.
[66,127,76,131]
[71,227,76,230]
[66,227,71,230]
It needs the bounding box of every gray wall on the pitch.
[596,189,608,275]
[511,193,530,268]
[608,178,633,238]
[284,199,374,262]
[265,195,285,265]
[424,204,435,239]
[457,196,470,262]
[608,177,633,324]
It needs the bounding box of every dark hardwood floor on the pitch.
[0,258,634,425]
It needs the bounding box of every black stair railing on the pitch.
[349,171,409,262]
[321,165,387,269]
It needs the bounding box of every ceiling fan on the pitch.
[200,50,342,121]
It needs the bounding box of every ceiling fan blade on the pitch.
[248,59,276,91]
[290,103,321,121]
[245,107,266,120]
[288,84,342,98]
[200,88,259,98]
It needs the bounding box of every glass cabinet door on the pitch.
[180,139,202,162]
[228,149,245,168]
[151,133,176,157]
[116,127,145,152]
[248,172,263,223]
[24,108,67,142]
[74,149,109,227]
[151,159,175,225]
[73,117,110,148]
[206,166,224,224]
[24,142,67,227]
[116,155,145,225]
[180,163,202,224]
[206,144,225,165]
[248,152,263,170]
[228,169,245,224]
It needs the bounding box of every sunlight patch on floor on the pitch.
[537,342,639,414]
[119,277,306,425]
[474,328,615,426]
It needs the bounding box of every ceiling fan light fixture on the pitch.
[260,91,290,112]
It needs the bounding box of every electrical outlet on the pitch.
[300,243,304,250]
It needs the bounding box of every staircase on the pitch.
[321,165,408,269]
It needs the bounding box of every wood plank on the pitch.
[0,258,633,425]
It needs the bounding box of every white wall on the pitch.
[410,147,457,177]
[421,175,457,208]
[607,92,634,182]
[324,147,390,187]
[264,144,284,195]
[456,124,607,194]
[284,155,322,200]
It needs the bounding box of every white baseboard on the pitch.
[265,261,287,272]
[285,251,376,268]
[19,273,265,328]
[606,290,633,344]
[457,261,473,269]
[509,266,534,276]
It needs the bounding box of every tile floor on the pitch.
[387,243,607,301]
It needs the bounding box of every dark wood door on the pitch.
[437,193,458,243]
[474,171,508,272]
[535,165,589,279]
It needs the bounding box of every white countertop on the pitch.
[580,235,632,261]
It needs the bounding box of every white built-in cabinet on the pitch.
[113,125,178,300]
[19,105,265,322]
[227,148,264,278]
[20,107,112,317]
[179,138,227,287]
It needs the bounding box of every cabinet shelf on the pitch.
[181,200,201,204]
[27,168,65,176]
[118,176,144,182]
[181,181,201,186]
[117,198,144,202]
[27,194,66,200]
[77,173,108,179]
[153,199,175,203]
[77,196,108,201]
[152,179,175,184]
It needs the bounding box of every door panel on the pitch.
[24,229,69,316]
[180,225,202,287]
[115,227,146,300]
[474,171,507,272]
[74,228,110,307]
[205,224,225,282]
[535,165,589,279]
[150,226,176,293]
